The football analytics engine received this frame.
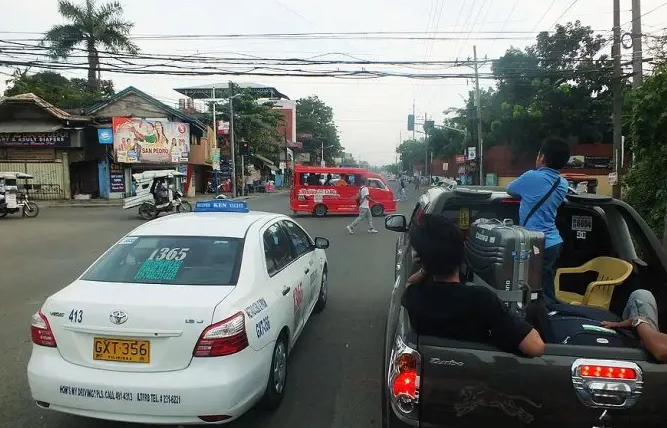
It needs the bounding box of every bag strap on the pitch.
[522,177,561,226]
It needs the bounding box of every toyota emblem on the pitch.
[109,310,128,325]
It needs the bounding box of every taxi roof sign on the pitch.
[194,200,249,213]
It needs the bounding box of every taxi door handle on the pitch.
[304,268,310,275]
[282,286,291,296]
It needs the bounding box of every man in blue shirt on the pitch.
[507,137,570,304]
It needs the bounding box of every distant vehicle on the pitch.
[381,185,667,428]
[27,200,330,425]
[0,172,39,218]
[122,170,192,220]
[290,165,397,217]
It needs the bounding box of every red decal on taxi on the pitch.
[293,282,304,311]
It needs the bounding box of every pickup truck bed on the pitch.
[418,335,667,427]
[382,187,667,428]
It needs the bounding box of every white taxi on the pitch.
[27,200,329,425]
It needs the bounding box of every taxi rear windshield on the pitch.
[81,236,243,286]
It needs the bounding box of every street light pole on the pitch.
[473,45,484,185]
[211,86,218,196]
[611,0,623,199]
[229,81,237,198]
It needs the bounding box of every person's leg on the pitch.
[347,210,365,232]
[623,289,659,330]
[542,243,562,306]
[365,208,376,231]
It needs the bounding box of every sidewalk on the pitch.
[41,189,289,208]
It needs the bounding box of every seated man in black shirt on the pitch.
[401,214,546,357]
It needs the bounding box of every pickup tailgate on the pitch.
[418,337,667,428]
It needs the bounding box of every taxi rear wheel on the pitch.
[314,267,328,313]
[261,333,288,410]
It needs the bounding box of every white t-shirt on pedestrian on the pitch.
[359,185,370,209]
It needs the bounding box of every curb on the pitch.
[41,190,289,209]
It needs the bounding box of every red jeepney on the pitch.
[290,165,397,217]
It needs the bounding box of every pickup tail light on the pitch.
[580,365,637,380]
[388,337,421,418]
[392,369,417,398]
[193,312,248,357]
[31,311,57,347]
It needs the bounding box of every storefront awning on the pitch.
[254,154,275,166]
[0,123,63,133]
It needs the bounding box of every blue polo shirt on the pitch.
[507,168,568,249]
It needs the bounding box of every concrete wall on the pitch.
[498,174,613,196]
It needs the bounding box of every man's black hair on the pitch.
[410,214,464,277]
[539,136,570,170]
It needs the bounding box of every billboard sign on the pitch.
[112,117,190,164]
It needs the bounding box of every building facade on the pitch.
[0,93,90,200]
[83,86,208,198]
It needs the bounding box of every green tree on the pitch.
[453,21,615,155]
[623,66,667,240]
[43,0,139,89]
[197,86,284,164]
[296,96,342,163]
[4,69,114,110]
[396,139,425,172]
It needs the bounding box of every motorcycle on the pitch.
[137,189,192,220]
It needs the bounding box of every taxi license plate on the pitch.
[93,337,150,363]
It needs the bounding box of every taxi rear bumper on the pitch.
[27,344,273,424]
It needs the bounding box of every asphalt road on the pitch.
[0,187,418,428]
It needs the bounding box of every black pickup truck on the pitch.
[381,186,667,428]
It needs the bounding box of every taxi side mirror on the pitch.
[385,214,408,232]
[314,237,330,249]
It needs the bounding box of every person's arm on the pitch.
[479,288,545,357]
[507,171,533,197]
[602,318,667,362]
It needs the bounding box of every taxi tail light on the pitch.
[579,364,638,380]
[193,312,248,357]
[31,311,57,347]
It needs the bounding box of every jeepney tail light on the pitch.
[193,312,248,357]
[31,311,57,347]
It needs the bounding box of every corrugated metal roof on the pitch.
[0,123,63,133]
[83,86,206,132]
[0,93,90,122]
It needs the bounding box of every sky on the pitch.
[1,0,666,165]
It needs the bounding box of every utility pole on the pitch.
[631,0,644,88]
[424,113,429,179]
[229,81,237,198]
[397,131,401,172]
[611,0,623,199]
[473,45,484,186]
[211,86,218,195]
[412,99,416,141]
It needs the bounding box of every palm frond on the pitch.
[43,24,85,58]
[57,0,86,23]
[99,26,139,54]
[95,1,123,21]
